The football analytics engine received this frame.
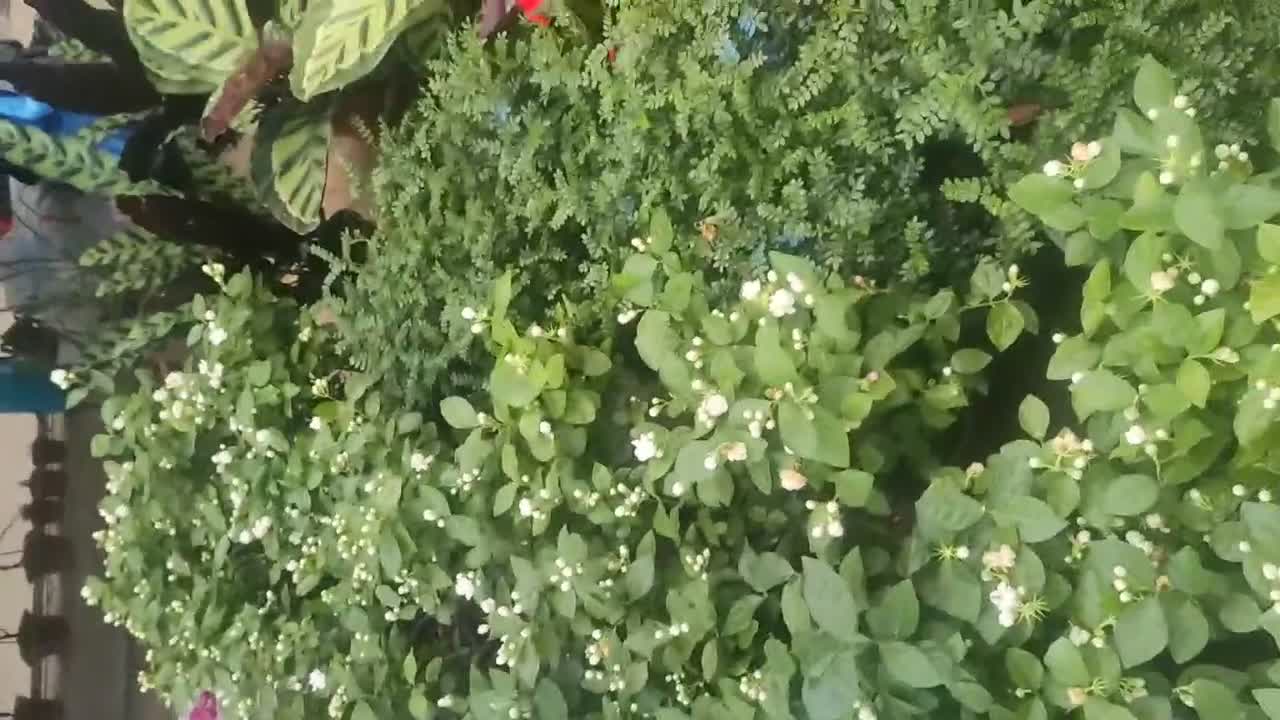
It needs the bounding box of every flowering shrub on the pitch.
[80,55,1280,720]
[338,0,1280,400]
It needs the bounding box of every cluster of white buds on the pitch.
[608,480,646,519]
[1111,565,1136,604]
[738,671,768,703]
[1043,141,1102,190]
[550,557,584,592]
[451,469,478,495]
[461,306,489,335]
[804,499,844,538]
[1262,564,1280,614]
[743,407,775,439]
[1214,142,1248,171]
[632,432,660,462]
[683,548,712,580]
[695,389,729,427]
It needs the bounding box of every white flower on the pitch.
[208,325,228,347]
[1158,170,1175,186]
[740,280,763,301]
[701,393,729,419]
[1124,425,1147,446]
[703,454,718,471]
[982,544,1017,573]
[1087,141,1102,159]
[310,417,323,431]
[1073,178,1085,190]
[308,670,327,692]
[253,516,272,539]
[518,498,534,518]
[779,469,808,491]
[1173,94,1189,110]
[632,433,658,463]
[1068,625,1092,647]
[49,369,71,390]
[768,288,796,317]
[539,421,553,436]
[1166,135,1180,149]
[1149,271,1175,293]
[723,442,748,462]
[461,307,477,321]
[454,574,476,600]
[989,581,1022,627]
[1200,278,1220,297]
[411,452,433,472]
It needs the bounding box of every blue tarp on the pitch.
[0,91,129,155]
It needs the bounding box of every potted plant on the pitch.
[1,697,64,720]
[1,611,69,666]
[0,530,73,580]
[23,468,66,499]
[29,437,66,465]
[20,498,63,526]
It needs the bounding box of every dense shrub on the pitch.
[81,60,1280,720]
[336,0,1280,401]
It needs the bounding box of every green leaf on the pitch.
[802,557,860,642]
[1071,369,1136,420]
[987,302,1025,351]
[1176,359,1211,408]
[1219,593,1260,633]
[351,702,377,720]
[1269,99,1280,153]
[1083,138,1122,189]
[1114,597,1168,667]
[441,397,480,429]
[1133,55,1175,115]
[1005,648,1044,689]
[802,650,860,720]
[1191,680,1242,720]
[379,534,402,575]
[625,533,656,600]
[866,579,919,640]
[951,349,992,374]
[1252,689,1280,720]
[1163,595,1209,663]
[1044,637,1090,686]
[1259,224,1280,264]
[290,0,447,100]
[1223,185,1280,229]
[996,496,1066,543]
[535,679,568,720]
[490,362,542,408]
[833,470,874,508]
[881,642,942,688]
[1102,474,1159,516]
[1084,700,1138,720]
[1081,260,1113,335]
[700,641,718,680]
[739,547,794,593]
[409,691,431,720]
[1174,180,1224,250]
[755,322,798,386]
[251,104,331,233]
[124,0,256,90]
[1018,395,1050,440]
[916,482,985,538]
[1251,274,1280,324]
[649,208,675,253]
[1009,174,1074,216]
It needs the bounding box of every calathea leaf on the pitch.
[251,103,332,233]
[123,0,257,91]
[291,0,449,101]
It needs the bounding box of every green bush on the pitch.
[338,0,1280,402]
[82,59,1280,720]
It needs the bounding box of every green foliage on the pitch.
[0,119,169,196]
[69,36,1280,720]
[78,226,205,298]
[346,0,1280,401]
[124,0,257,92]
[289,0,449,100]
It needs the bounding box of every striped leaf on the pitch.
[175,130,269,215]
[80,227,202,298]
[123,0,257,92]
[47,37,113,64]
[0,119,169,196]
[251,105,331,232]
[289,0,447,101]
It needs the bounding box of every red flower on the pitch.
[515,0,550,26]
[188,692,219,720]
[607,46,618,65]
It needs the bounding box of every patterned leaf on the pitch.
[289,0,448,101]
[47,37,113,64]
[0,119,168,196]
[174,131,269,215]
[123,0,257,92]
[251,105,331,232]
[80,227,203,298]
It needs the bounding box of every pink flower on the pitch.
[188,692,219,720]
